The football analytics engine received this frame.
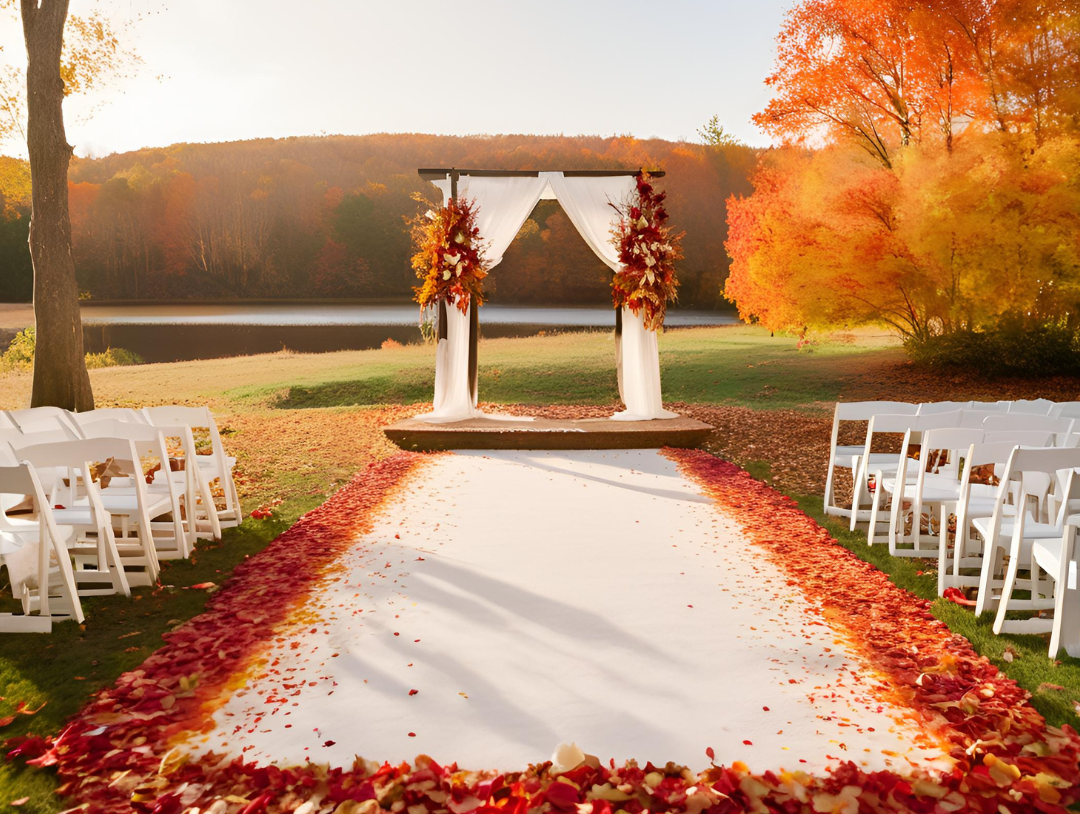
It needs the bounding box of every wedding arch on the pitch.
[416,168,678,424]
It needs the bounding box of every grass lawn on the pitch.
[0,324,1077,811]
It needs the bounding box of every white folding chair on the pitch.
[931,429,1055,595]
[0,463,84,632]
[17,438,160,588]
[854,411,963,535]
[81,420,194,557]
[973,447,1080,617]
[143,406,242,531]
[1030,514,1080,658]
[947,441,1023,597]
[824,401,918,519]
[883,427,985,557]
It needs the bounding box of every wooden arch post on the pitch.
[435,170,481,405]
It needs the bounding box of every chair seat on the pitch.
[50,507,99,527]
[1032,539,1079,590]
[880,473,973,500]
[833,446,864,468]
[972,515,1063,541]
[97,493,172,518]
[194,456,235,473]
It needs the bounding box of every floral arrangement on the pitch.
[412,197,488,314]
[610,173,683,331]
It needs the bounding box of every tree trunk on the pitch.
[21,0,94,410]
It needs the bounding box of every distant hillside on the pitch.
[1,133,757,306]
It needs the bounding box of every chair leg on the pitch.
[849,459,864,532]
[991,550,1022,634]
[101,523,130,597]
[975,540,1002,616]
[867,486,883,545]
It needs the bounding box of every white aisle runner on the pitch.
[187,450,950,774]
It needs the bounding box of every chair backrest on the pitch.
[3,427,80,451]
[80,418,166,449]
[71,408,148,429]
[143,405,228,469]
[865,412,923,435]
[918,401,974,414]
[916,411,966,431]
[1009,399,1055,415]
[968,440,1025,468]
[834,401,918,421]
[17,437,148,511]
[1000,446,1080,526]
[0,412,18,430]
[863,410,964,443]
[958,410,1006,429]
[969,401,1012,413]
[983,414,1075,444]
[919,428,985,475]
[1050,402,1080,419]
[6,407,80,439]
[920,427,985,455]
[982,429,1056,448]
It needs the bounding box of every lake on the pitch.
[67,303,740,362]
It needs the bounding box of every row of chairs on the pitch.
[0,406,241,632]
[826,399,1080,658]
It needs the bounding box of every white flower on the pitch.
[550,742,585,774]
[444,253,461,266]
[637,216,649,229]
[442,269,452,281]
[645,255,656,268]
[454,232,465,244]
[455,262,464,277]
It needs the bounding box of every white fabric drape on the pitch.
[416,300,477,423]
[542,173,633,271]
[430,175,549,269]
[545,174,676,420]
[418,175,549,423]
[612,306,678,421]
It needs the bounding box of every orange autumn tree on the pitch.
[727,0,1080,352]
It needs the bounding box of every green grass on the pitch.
[253,326,895,411]
[742,460,1080,729]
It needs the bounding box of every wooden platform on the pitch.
[383,415,713,451]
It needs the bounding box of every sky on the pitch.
[1,0,790,159]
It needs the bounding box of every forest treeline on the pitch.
[0,134,755,306]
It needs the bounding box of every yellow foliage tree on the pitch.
[0,0,141,409]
